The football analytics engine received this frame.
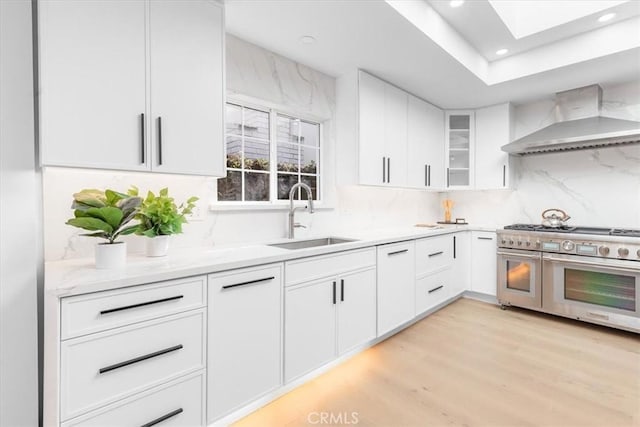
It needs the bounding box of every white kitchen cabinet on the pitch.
[383,83,408,187]
[414,234,455,316]
[337,268,377,354]
[470,231,498,296]
[377,241,416,336]
[451,231,471,296]
[475,103,512,189]
[407,95,445,189]
[445,111,475,188]
[38,0,225,176]
[208,264,282,422]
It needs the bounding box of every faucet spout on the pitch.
[288,182,315,238]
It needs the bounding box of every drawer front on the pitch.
[285,248,376,286]
[61,276,207,340]
[416,269,451,315]
[208,264,282,421]
[61,309,206,421]
[61,371,205,427]
[415,234,453,276]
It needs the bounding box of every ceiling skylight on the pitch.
[488,0,628,39]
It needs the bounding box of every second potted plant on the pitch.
[128,187,198,257]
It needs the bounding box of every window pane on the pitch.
[244,172,269,201]
[301,175,318,200]
[277,115,299,144]
[217,170,242,201]
[300,121,319,147]
[278,173,299,200]
[244,139,270,170]
[300,146,318,174]
[226,104,242,135]
[226,136,242,169]
[277,143,299,173]
[243,108,270,140]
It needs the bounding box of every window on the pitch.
[218,102,321,203]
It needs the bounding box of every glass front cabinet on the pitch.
[445,111,475,188]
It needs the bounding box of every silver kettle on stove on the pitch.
[541,208,571,228]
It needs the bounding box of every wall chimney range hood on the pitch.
[502,85,640,155]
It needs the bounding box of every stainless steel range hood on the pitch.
[502,85,640,155]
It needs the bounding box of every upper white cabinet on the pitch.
[407,95,445,189]
[475,103,513,189]
[38,0,225,176]
[358,71,408,187]
[445,111,475,189]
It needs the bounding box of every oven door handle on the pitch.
[497,251,541,259]
[543,255,640,273]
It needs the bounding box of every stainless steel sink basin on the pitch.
[268,237,357,250]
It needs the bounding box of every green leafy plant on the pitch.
[66,189,142,244]
[128,187,199,238]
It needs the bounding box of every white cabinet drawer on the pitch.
[416,269,451,315]
[61,371,205,427]
[61,309,206,421]
[285,248,376,286]
[415,234,453,276]
[61,276,206,340]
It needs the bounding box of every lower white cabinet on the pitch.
[471,231,498,295]
[377,241,416,336]
[207,264,282,422]
[416,268,451,314]
[61,372,206,427]
[284,267,376,383]
[452,232,471,295]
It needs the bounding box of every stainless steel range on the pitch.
[497,224,640,333]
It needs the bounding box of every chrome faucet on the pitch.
[288,182,315,239]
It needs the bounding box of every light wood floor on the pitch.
[234,298,640,427]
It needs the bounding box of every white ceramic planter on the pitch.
[95,242,127,269]
[146,235,170,257]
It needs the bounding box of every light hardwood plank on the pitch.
[234,298,640,427]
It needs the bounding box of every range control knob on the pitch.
[509,240,514,245]
[562,240,575,251]
[618,248,629,258]
[535,241,541,248]
[526,241,531,247]
[501,239,506,244]
[599,246,610,256]
[637,249,640,258]
[517,241,523,246]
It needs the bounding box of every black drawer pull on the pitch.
[141,408,183,427]
[428,285,444,294]
[332,281,337,305]
[428,251,443,258]
[222,276,275,290]
[340,279,344,302]
[140,113,146,164]
[453,235,457,259]
[99,344,183,374]
[478,237,494,241]
[388,249,408,256]
[157,116,163,166]
[100,295,184,315]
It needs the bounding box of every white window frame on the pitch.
[214,97,325,208]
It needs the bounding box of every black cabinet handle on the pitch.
[157,116,163,166]
[340,279,344,302]
[428,251,443,258]
[387,157,390,183]
[382,157,386,183]
[428,165,431,187]
[478,237,494,241]
[502,165,506,187]
[446,167,450,187]
[140,113,146,164]
[222,276,274,290]
[388,249,408,256]
[453,235,457,259]
[332,281,336,305]
[428,285,444,294]
[140,408,184,427]
[424,164,428,187]
[100,295,184,315]
[99,344,183,374]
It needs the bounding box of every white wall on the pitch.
[0,0,40,425]
[440,81,640,228]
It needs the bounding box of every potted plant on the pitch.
[128,187,198,257]
[66,189,142,269]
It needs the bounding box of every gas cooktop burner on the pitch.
[504,224,640,237]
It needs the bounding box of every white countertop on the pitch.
[45,224,497,297]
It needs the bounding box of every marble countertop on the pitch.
[45,224,498,298]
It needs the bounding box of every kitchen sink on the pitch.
[268,237,357,250]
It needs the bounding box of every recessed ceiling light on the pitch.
[496,48,509,56]
[450,0,465,8]
[598,13,616,23]
[299,35,316,45]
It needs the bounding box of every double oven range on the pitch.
[497,224,640,333]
